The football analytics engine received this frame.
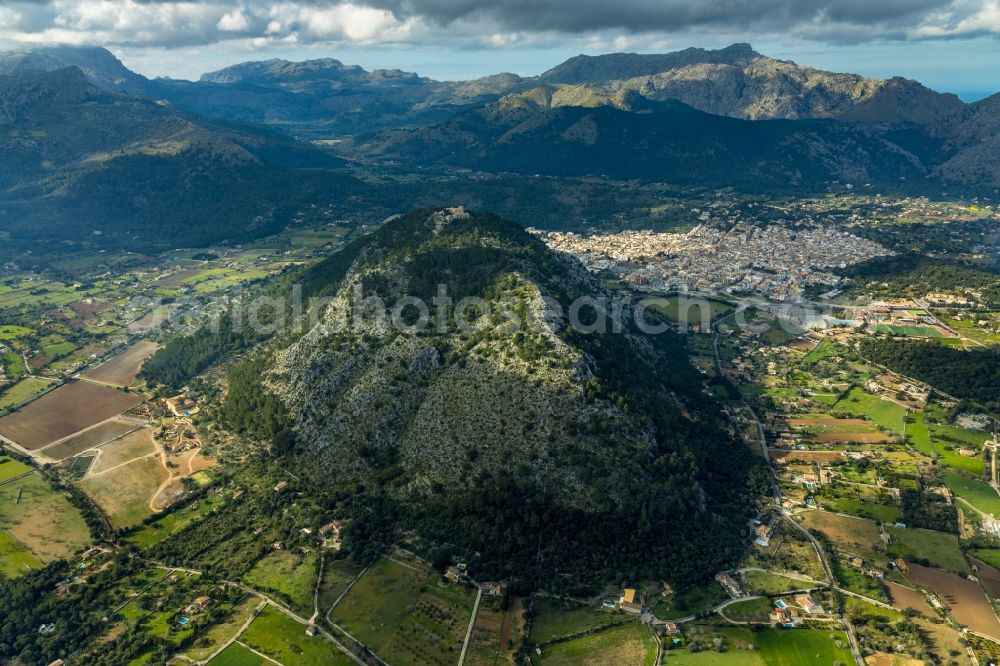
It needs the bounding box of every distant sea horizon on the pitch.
[951,90,994,103]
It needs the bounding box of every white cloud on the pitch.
[283,3,407,42]
[218,8,251,32]
[911,0,1000,36]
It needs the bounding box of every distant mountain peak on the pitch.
[200,56,375,85]
[0,45,148,95]
[538,43,762,85]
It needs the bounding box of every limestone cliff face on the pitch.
[0,46,150,96]
[540,46,963,124]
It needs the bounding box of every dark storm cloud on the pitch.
[0,0,996,49]
[351,0,955,33]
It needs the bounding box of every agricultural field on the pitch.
[787,416,890,445]
[747,521,828,582]
[529,598,617,643]
[181,267,275,294]
[972,549,1000,570]
[833,557,891,602]
[183,595,263,661]
[89,428,157,474]
[329,552,477,666]
[662,625,764,665]
[662,647,763,665]
[2,350,28,380]
[0,325,33,340]
[787,417,879,434]
[884,526,970,574]
[40,420,139,461]
[537,621,655,666]
[207,643,270,666]
[801,339,845,364]
[720,597,774,623]
[78,455,168,528]
[769,450,845,464]
[0,377,51,411]
[653,579,731,620]
[128,307,171,333]
[972,558,1000,599]
[884,581,935,616]
[126,492,225,548]
[912,616,969,665]
[242,550,317,616]
[926,424,989,474]
[0,529,43,577]
[0,280,79,309]
[755,628,854,666]
[317,557,365,612]
[738,570,815,595]
[0,381,141,450]
[942,469,1000,517]
[799,510,885,562]
[0,456,32,483]
[46,345,103,375]
[39,334,75,359]
[155,268,202,287]
[465,594,524,666]
[239,607,353,666]
[908,415,988,474]
[289,227,350,248]
[0,473,90,566]
[812,431,891,444]
[82,341,158,387]
[817,487,903,524]
[906,563,1000,640]
[833,388,907,434]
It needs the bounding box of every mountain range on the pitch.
[0,65,355,257]
[1,43,984,131]
[0,43,997,258]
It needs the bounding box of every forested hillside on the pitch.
[843,254,1000,307]
[861,338,1000,409]
[0,67,355,258]
[250,208,769,592]
[350,101,954,192]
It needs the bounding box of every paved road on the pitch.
[195,598,267,665]
[673,595,764,624]
[457,587,484,666]
[0,469,35,487]
[147,561,368,666]
[710,315,863,664]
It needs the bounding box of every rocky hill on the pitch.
[255,208,765,588]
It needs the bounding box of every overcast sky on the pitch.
[1,0,997,99]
